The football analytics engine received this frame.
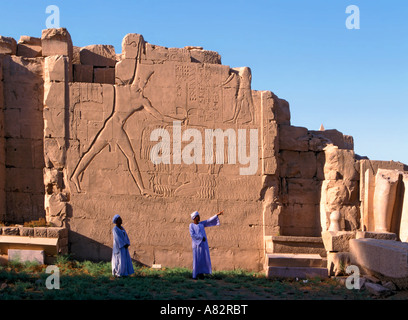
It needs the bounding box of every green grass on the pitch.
[0,256,374,300]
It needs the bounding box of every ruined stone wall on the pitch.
[37,29,270,270]
[0,55,6,222]
[1,28,387,271]
[0,36,45,224]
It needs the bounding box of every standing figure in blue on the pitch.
[189,210,224,279]
[111,214,135,277]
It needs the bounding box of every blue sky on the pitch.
[2,0,408,164]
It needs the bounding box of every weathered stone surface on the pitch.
[34,227,48,238]
[400,173,408,242]
[359,160,407,233]
[47,227,67,238]
[17,36,42,58]
[321,179,359,210]
[80,45,116,67]
[0,36,17,55]
[44,55,68,82]
[41,28,73,57]
[322,231,356,252]
[355,231,397,241]
[309,129,354,150]
[93,67,115,84]
[122,33,144,60]
[115,59,136,85]
[323,145,359,181]
[364,282,391,296]
[279,151,316,179]
[373,169,400,233]
[2,227,19,235]
[190,49,221,64]
[279,125,309,152]
[350,238,408,279]
[8,249,44,264]
[327,252,351,276]
[19,227,34,237]
[73,64,93,83]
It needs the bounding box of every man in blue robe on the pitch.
[189,210,223,279]
[111,214,135,277]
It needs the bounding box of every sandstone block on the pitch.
[275,97,290,125]
[44,55,68,82]
[8,249,44,264]
[2,227,19,235]
[190,49,221,64]
[322,231,356,252]
[19,227,34,237]
[41,28,73,57]
[80,45,116,67]
[279,151,317,179]
[47,227,67,238]
[309,129,354,150]
[356,231,397,241]
[0,36,17,55]
[93,67,115,84]
[73,64,93,83]
[43,167,63,188]
[321,179,359,209]
[34,227,47,238]
[72,46,81,64]
[350,238,408,279]
[364,282,391,296]
[17,36,42,58]
[284,178,321,205]
[279,125,309,152]
[323,145,359,181]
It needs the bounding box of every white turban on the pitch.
[112,214,121,223]
[191,211,199,220]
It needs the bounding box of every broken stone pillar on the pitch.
[320,145,360,232]
[41,28,73,82]
[373,169,400,233]
[400,173,408,242]
[43,54,69,227]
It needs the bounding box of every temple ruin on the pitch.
[1,28,408,279]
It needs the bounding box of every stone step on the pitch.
[265,235,326,257]
[265,253,325,268]
[266,266,328,279]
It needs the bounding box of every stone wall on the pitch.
[0,54,5,223]
[2,28,407,272]
[1,36,45,224]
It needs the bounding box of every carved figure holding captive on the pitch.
[71,34,184,196]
